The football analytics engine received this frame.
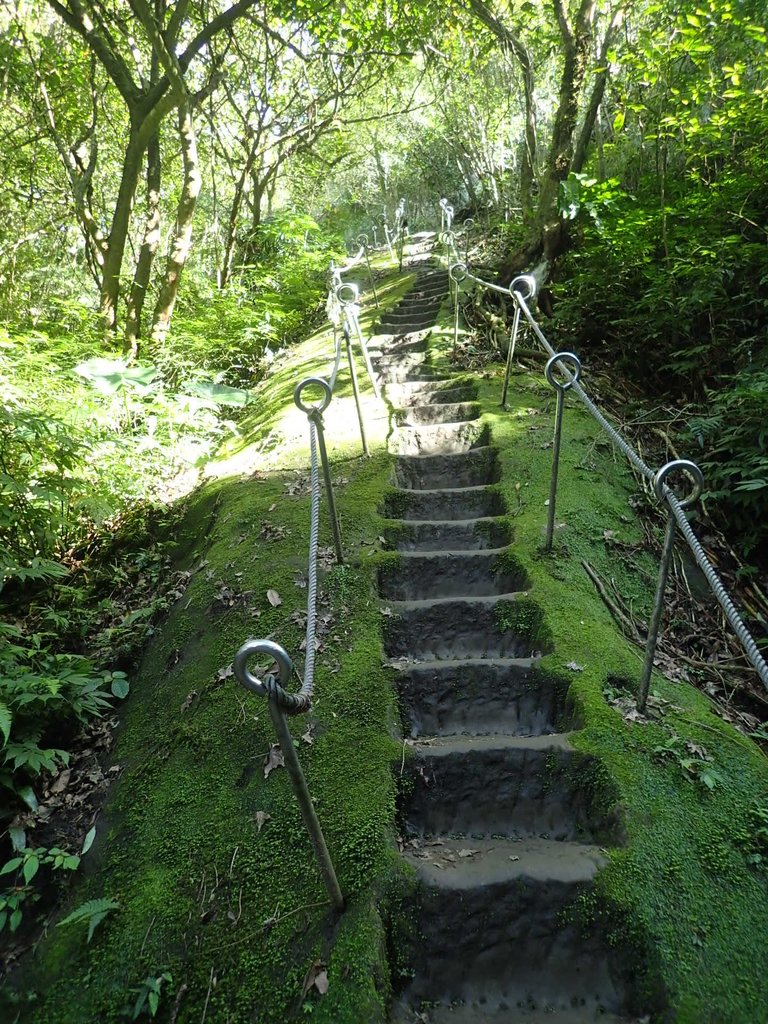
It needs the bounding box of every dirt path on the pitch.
[374,237,637,1023]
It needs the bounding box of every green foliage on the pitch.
[0,838,86,933]
[57,898,121,944]
[129,972,172,1020]
[0,621,125,816]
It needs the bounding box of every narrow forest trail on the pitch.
[374,237,635,1023]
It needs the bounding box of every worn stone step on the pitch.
[383,486,505,521]
[394,298,442,313]
[392,872,630,1016]
[384,518,512,552]
[382,309,438,324]
[401,835,606,888]
[394,401,481,426]
[394,448,498,489]
[373,351,429,374]
[386,382,478,406]
[404,369,453,382]
[392,1004,631,1023]
[382,593,546,661]
[395,658,568,738]
[402,735,613,842]
[391,420,489,456]
[380,549,527,601]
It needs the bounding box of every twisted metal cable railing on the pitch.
[437,213,768,708]
[230,231,390,910]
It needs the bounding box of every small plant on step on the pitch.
[129,971,173,1020]
[652,731,724,791]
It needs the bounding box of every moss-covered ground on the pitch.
[6,249,768,1023]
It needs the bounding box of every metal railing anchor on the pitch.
[544,352,582,553]
[233,639,344,913]
[294,378,344,564]
[637,460,704,712]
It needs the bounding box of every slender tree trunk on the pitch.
[219,141,259,288]
[150,102,201,346]
[124,129,162,356]
[100,124,145,331]
[517,48,537,223]
[572,9,624,174]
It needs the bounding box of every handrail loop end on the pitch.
[545,352,582,392]
[510,274,538,301]
[294,377,333,415]
[449,261,468,284]
[233,638,292,698]
[654,459,704,509]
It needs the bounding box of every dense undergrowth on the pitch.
[0,215,344,917]
[550,169,768,563]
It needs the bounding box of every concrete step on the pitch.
[390,420,489,456]
[401,734,612,844]
[383,517,512,552]
[379,549,527,601]
[383,486,505,521]
[394,658,569,738]
[393,448,499,489]
[382,593,545,661]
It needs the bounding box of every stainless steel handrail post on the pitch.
[637,461,704,712]
[449,262,467,359]
[343,318,369,457]
[357,233,379,309]
[294,378,344,564]
[503,276,537,408]
[233,640,344,913]
[544,352,582,553]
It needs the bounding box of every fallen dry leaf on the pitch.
[301,725,314,746]
[264,745,285,779]
[301,959,329,1001]
[180,690,198,713]
[266,588,282,607]
[254,811,271,833]
[566,661,585,672]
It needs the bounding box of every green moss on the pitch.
[494,595,553,650]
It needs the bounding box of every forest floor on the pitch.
[3,238,768,1024]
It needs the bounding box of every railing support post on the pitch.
[357,233,379,309]
[544,352,581,553]
[637,460,704,712]
[233,640,344,914]
[449,262,467,360]
[294,379,344,563]
[343,321,369,457]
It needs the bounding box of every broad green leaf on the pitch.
[0,702,11,745]
[0,857,23,875]
[81,826,97,855]
[111,678,130,699]
[184,380,250,406]
[23,854,39,884]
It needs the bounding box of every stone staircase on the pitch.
[373,238,642,1023]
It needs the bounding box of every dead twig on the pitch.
[582,560,644,643]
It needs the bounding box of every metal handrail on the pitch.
[443,235,768,707]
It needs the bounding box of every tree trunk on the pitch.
[100,125,145,331]
[572,9,624,175]
[124,129,162,356]
[219,140,259,288]
[150,102,201,346]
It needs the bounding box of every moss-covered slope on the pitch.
[8,261,768,1024]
